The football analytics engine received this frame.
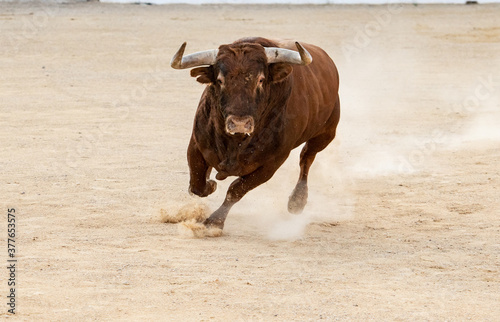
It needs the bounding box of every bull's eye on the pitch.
[216,75,224,87]
[258,75,265,85]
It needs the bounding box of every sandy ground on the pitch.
[1,2,500,320]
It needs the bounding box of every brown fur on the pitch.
[184,37,340,231]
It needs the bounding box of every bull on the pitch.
[171,37,340,231]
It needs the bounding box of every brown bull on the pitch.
[171,37,340,231]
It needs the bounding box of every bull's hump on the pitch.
[234,37,303,51]
[274,39,299,50]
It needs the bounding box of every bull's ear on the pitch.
[269,63,293,83]
[190,67,214,84]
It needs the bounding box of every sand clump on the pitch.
[178,219,223,238]
[160,200,223,238]
[160,200,210,223]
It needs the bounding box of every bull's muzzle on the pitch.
[225,115,255,136]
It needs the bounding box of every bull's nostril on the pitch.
[245,120,252,130]
[225,116,254,135]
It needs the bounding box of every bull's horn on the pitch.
[171,42,218,69]
[265,42,312,66]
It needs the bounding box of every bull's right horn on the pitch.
[170,42,218,69]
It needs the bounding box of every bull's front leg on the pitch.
[204,161,285,230]
[187,138,217,197]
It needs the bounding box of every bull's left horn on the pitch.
[265,42,312,66]
[171,42,218,69]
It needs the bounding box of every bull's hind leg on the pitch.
[288,136,335,214]
[288,100,340,214]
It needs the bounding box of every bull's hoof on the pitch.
[288,184,308,214]
[206,180,217,195]
[288,197,307,214]
[203,217,225,230]
[189,180,217,197]
[178,219,223,238]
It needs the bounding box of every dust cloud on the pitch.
[459,107,500,143]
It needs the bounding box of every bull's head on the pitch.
[171,41,312,137]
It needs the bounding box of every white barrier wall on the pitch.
[101,0,500,4]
